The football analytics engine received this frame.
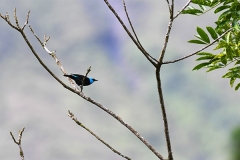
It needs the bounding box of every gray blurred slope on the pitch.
[0,1,239,160]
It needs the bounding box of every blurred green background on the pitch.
[0,0,240,160]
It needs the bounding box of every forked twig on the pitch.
[104,0,157,67]
[68,110,131,160]
[122,0,158,65]
[10,127,25,160]
[173,0,191,19]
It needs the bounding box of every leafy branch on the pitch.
[182,0,240,90]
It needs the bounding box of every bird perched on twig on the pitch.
[64,74,98,86]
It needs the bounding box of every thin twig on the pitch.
[0,12,19,31]
[122,0,158,64]
[163,27,233,64]
[80,66,91,92]
[29,26,66,74]
[22,10,30,30]
[28,25,79,91]
[13,8,20,29]
[68,110,131,160]
[104,0,157,67]
[173,0,191,19]
[165,0,171,13]
[158,1,174,64]
[10,127,25,160]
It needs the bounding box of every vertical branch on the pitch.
[159,0,174,63]
[157,2,174,159]
[155,67,173,160]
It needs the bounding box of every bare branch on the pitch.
[158,19,173,64]
[171,0,174,17]
[79,92,165,160]
[10,127,25,160]
[158,0,174,65]
[165,0,171,13]
[1,9,164,160]
[158,1,174,159]
[163,27,233,64]
[22,10,30,30]
[173,0,191,19]
[13,8,21,29]
[122,0,158,65]
[29,27,60,69]
[104,0,157,67]
[68,110,131,160]
[156,66,173,160]
[0,11,19,31]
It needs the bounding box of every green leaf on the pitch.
[235,60,240,65]
[182,7,203,15]
[219,10,232,21]
[188,39,207,44]
[214,40,226,50]
[221,55,227,65]
[226,32,231,43]
[206,65,223,72]
[198,5,206,11]
[229,66,240,72]
[222,0,233,5]
[230,77,236,87]
[193,62,210,70]
[191,0,212,6]
[196,56,214,61]
[206,26,218,40]
[226,46,233,60]
[222,72,233,78]
[194,35,203,40]
[235,83,240,90]
[197,27,210,43]
[214,5,230,14]
[196,52,214,56]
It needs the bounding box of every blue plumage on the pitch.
[64,74,97,86]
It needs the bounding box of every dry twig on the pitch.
[68,110,131,160]
[10,127,25,160]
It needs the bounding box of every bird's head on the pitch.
[89,78,98,84]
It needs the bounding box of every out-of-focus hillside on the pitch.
[0,1,239,160]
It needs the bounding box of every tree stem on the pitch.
[156,66,173,160]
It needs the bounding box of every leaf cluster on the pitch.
[184,0,240,90]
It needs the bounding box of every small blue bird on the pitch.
[64,74,98,86]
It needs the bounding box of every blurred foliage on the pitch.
[230,126,240,160]
[183,0,240,90]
